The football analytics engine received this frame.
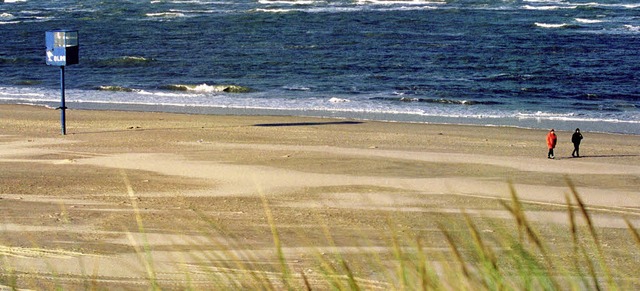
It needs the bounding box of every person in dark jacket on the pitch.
[571,128,583,157]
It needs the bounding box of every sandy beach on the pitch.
[1,104,639,289]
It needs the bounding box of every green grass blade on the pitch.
[566,178,616,290]
[624,218,640,249]
[261,195,293,290]
[120,170,159,290]
[438,223,470,281]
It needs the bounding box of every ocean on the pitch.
[1,0,639,134]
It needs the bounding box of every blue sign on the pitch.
[45,30,79,66]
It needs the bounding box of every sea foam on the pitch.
[163,84,253,93]
[535,22,571,28]
[575,18,603,24]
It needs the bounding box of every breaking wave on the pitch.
[624,25,640,32]
[146,12,186,18]
[96,86,141,92]
[161,84,254,93]
[534,22,581,29]
[575,18,603,24]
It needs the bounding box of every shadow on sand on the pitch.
[556,154,640,160]
[66,121,364,135]
[253,121,364,127]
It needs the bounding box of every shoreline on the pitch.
[3,101,640,136]
[1,104,640,289]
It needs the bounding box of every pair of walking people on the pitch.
[546,128,583,159]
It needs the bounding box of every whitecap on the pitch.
[377,5,440,11]
[146,12,186,18]
[192,84,221,92]
[122,56,149,61]
[0,12,19,23]
[255,7,362,13]
[523,0,563,2]
[523,5,576,10]
[329,97,350,103]
[152,0,224,4]
[0,13,15,19]
[163,83,252,93]
[284,86,311,91]
[575,18,603,24]
[535,22,570,28]
[97,86,141,93]
[258,0,318,4]
[254,8,295,13]
[622,4,640,9]
[355,0,444,5]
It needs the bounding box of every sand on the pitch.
[1,104,639,289]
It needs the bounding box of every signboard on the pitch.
[45,30,79,66]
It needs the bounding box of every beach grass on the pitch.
[2,180,638,290]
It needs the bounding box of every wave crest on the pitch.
[575,18,603,24]
[0,13,15,20]
[355,0,444,5]
[329,97,350,103]
[97,86,140,92]
[624,25,640,33]
[146,12,186,18]
[535,22,580,29]
[162,84,253,93]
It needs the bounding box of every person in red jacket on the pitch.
[546,128,557,159]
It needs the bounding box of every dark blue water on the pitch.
[1,0,639,134]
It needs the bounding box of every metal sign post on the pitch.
[46,30,78,135]
[59,66,66,135]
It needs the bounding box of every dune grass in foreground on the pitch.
[2,180,640,290]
